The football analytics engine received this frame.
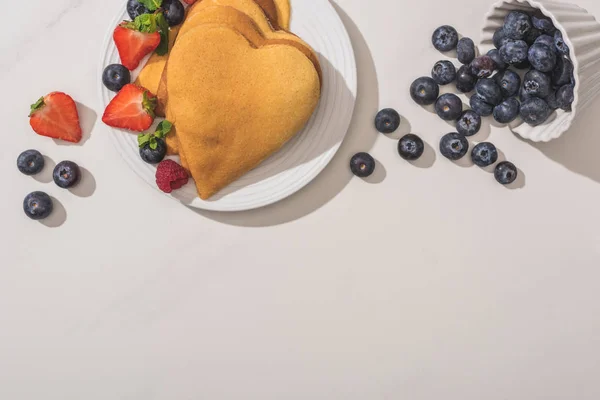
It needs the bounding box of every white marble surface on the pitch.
[2,0,600,398]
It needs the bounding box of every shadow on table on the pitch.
[524,99,600,184]
[189,3,380,227]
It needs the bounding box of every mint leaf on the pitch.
[149,136,158,150]
[29,97,45,117]
[155,120,173,138]
[138,132,151,148]
[155,12,169,56]
[136,13,158,33]
[137,0,162,11]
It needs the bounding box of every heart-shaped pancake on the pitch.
[273,0,290,30]
[167,25,320,199]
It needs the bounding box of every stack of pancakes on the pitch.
[136,0,322,200]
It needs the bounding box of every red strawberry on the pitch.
[102,84,157,132]
[29,92,82,143]
[182,0,197,4]
[114,24,160,70]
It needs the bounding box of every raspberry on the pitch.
[155,159,189,193]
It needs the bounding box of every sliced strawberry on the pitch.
[182,0,197,4]
[114,24,161,70]
[29,92,82,143]
[102,84,157,132]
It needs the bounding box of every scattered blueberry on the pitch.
[435,93,463,121]
[432,25,459,52]
[493,28,511,49]
[520,97,552,126]
[495,69,521,98]
[554,30,570,56]
[53,160,80,189]
[493,97,520,124]
[375,108,401,134]
[504,11,532,40]
[398,134,425,161]
[102,64,131,92]
[469,55,497,79]
[431,60,457,85]
[439,132,469,161]
[471,142,498,167]
[457,37,476,64]
[524,27,542,46]
[532,13,556,34]
[456,110,481,136]
[494,161,518,185]
[500,40,529,65]
[127,0,150,20]
[552,57,574,87]
[456,65,477,93]
[350,152,376,178]
[17,150,45,176]
[528,43,557,72]
[523,69,552,98]
[535,34,555,49]
[23,191,53,220]
[476,78,503,106]
[556,84,575,110]
[140,139,167,164]
[487,49,507,70]
[162,0,185,26]
[410,77,440,105]
[470,94,494,117]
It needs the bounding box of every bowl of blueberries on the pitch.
[481,0,600,142]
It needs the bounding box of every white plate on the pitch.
[98,0,357,211]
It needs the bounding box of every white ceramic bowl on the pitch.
[480,0,600,142]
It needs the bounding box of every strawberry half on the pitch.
[182,0,197,4]
[102,84,157,132]
[114,21,161,70]
[29,92,82,143]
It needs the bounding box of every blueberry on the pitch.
[456,65,477,93]
[495,69,521,98]
[546,90,560,110]
[528,43,557,72]
[520,97,552,126]
[398,134,425,161]
[127,0,150,20]
[431,60,457,85]
[494,161,518,185]
[523,70,552,98]
[457,38,476,64]
[493,97,520,124]
[476,78,503,106]
[535,34,555,48]
[471,142,498,167]
[374,108,401,134]
[524,27,542,46]
[504,11,532,40]
[17,149,44,176]
[556,84,575,111]
[435,93,463,121]
[493,28,511,49]
[487,49,507,70]
[102,64,131,92]
[500,40,529,64]
[140,139,167,164]
[432,25,459,52]
[410,77,440,105]
[469,55,497,79]
[162,0,185,27]
[552,57,574,87]
[350,152,376,177]
[470,94,494,117]
[53,160,80,189]
[532,13,556,34]
[456,110,481,136]
[440,132,469,161]
[513,59,532,70]
[554,30,570,56]
[23,191,53,220]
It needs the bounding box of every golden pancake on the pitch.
[167,25,320,199]
[134,26,181,96]
[273,0,290,30]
